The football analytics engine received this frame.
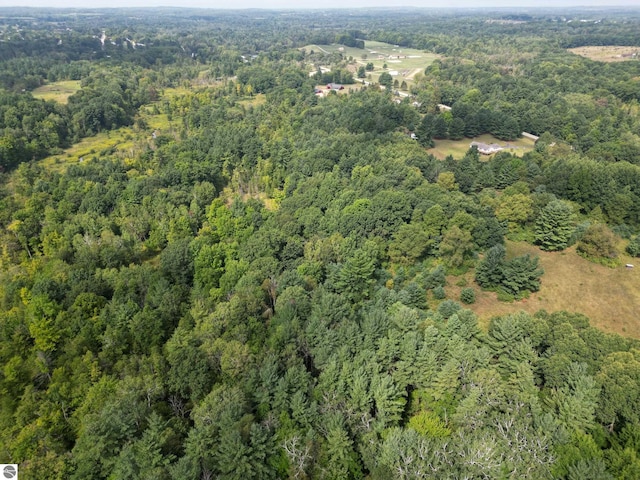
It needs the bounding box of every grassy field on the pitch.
[446,241,640,338]
[238,93,267,108]
[304,40,439,89]
[32,80,81,103]
[428,133,536,160]
[569,46,640,62]
[40,127,139,173]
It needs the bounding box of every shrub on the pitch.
[460,287,476,304]
[496,289,515,303]
[438,300,461,319]
[626,236,640,257]
[432,286,446,300]
[577,224,618,261]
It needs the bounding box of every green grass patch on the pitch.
[146,113,172,131]
[32,80,81,104]
[40,127,138,172]
[238,93,266,108]
[303,40,439,90]
[428,133,536,160]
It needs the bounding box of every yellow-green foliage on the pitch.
[32,80,81,104]
[408,411,452,438]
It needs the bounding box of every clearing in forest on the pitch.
[32,80,81,103]
[448,241,640,338]
[569,45,640,62]
[428,133,536,160]
[303,40,438,89]
[39,127,139,173]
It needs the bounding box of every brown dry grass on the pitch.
[447,241,640,338]
[569,46,640,63]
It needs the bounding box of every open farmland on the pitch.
[303,40,439,88]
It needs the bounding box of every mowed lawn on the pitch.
[32,80,81,103]
[447,241,640,338]
[429,133,536,160]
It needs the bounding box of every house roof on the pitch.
[470,141,503,154]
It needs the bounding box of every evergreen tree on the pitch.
[475,244,506,289]
[535,200,574,251]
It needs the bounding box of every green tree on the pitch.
[596,350,640,430]
[460,287,476,304]
[439,225,473,268]
[627,236,640,257]
[577,224,618,262]
[448,117,465,140]
[378,72,393,89]
[388,222,433,264]
[475,244,506,289]
[500,254,543,296]
[535,200,575,251]
[333,249,376,304]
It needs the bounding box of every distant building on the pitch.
[521,132,540,141]
[470,141,503,155]
[437,104,452,112]
[327,83,344,90]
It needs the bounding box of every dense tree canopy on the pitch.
[1,6,640,479]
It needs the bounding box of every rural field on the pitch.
[447,241,640,338]
[428,133,536,160]
[569,45,640,62]
[39,127,139,173]
[32,79,81,103]
[303,40,439,89]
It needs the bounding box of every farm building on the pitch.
[327,83,344,90]
[470,141,503,155]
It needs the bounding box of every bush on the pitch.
[460,287,476,304]
[496,289,515,303]
[438,300,461,319]
[577,224,618,261]
[627,236,640,257]
[432,286,446,300]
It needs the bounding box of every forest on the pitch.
[1,6,640,479]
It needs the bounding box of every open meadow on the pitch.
[32,80,81,103]
[569,45,640,62]
[428,133,536,160]
[447,241,640,338]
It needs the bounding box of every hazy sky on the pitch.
[1,0,639,9]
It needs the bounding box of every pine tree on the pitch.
[535,200,574,251]
[475,244,506,288]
